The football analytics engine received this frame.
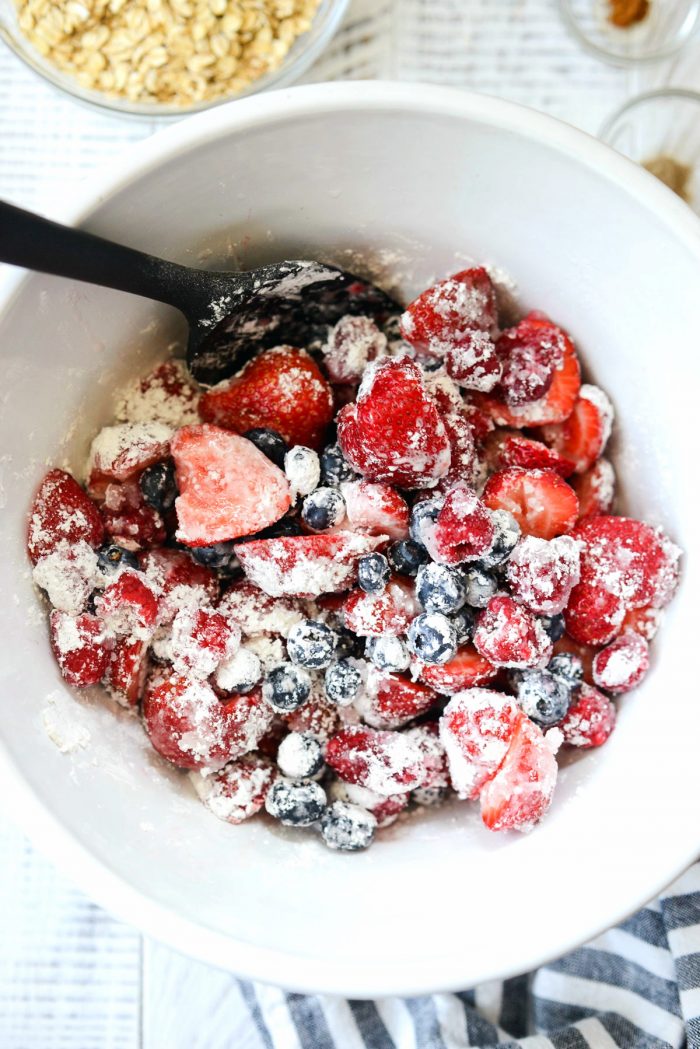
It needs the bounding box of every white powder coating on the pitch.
[94,569,159,642]
[189,759,275,824]
[440,688,519,800]
[401,273,494,344]
[284,446,320,502]
[87,421,173,481]
[585,458,616,513]
[362,732,424,796]
[423,368,465,415]
[404,724,450,790]
[579,384,615,451]
[473,597,553,669]
[155,677,246,770]
[443,331,502,392]
[327,777,406,828]
[217,583,306,638]
[33,540,100,615]
[42,691,92,753]
[321,315,388,384]
[276,732,323,779]
[592,632,649,693]
[215,647,263,694]
[115,359,200,428]
[242,635,285,672]
[234,532,387,598]
[151,625,174,664]
[170,605,241,680]
[506,535,582,615]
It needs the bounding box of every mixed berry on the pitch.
[28,265,682,849]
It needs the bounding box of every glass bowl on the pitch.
[0,0,349,119]
[558,0,700,65]
[600,88,700,213]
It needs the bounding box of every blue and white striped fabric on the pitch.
[232,862,700,1049]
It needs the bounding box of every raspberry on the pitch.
[139,547,219,623]
[325,726,424,795]
[104,636,149,706]
[444,331,502,392]
[400,267,497,354]
[116,359,200,428]
[473,595,552,669]
[592,632,650,694]
[321,315,387,384]
[564,581,625,646]
[621,604,663,641]
[404,723,450,791]
[430,482,494,564]
[439,688,520,799]
[27,469,104,565]
[559,683,616,748]
[49,610,111,688]
[101,500,167,552]
[506,534,581,615]
[171,606,241,679]
[480,712,559,832]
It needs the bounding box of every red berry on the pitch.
[325,726,424,795]
[101,502,166,551]
[341,480,410,540]
[438,409,480,491]
[355,670,437,729]
[540,385,613,475]
[592,632,650,694]
[331,780,410,828]
[217,579,305,637]
[337,356,451,489]
[482,467,579,540]
[461,402,495,445]
[620,604,663,641]
[284,697,341,742]
[571,458,616,520]
[564,581,625,646]
[104,636,149,706]
[405,722,450,790]
[414,644,497,694]
[199,346,334,449]
[49,609,111,688]
[193,756,277,824]
[485,431,575,477]
[400,267,497,354]
[139,547,219,623]
[321,315,387,384]
[497,315,570,407]
[444,331,502,392]
[234,532,387,598]
[506,534,581,615]
[116,359,200,427]
[429,482,494,564]
[95,570,159,638]
[439,688,520,799]
[171,606,240,679]
[473,594,553,668]
[87,422,171,498]
[559,683,616,749]
[343,579,419,637]
[480,711,559,832]
[27,469,104,565]
[171,423,291,546]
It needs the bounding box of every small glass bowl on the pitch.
[558,0,700,65]
[0,0,349,119]
[600,88,700,213]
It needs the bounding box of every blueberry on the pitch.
[139,460,178,512]
[284,445,320,499]
[365,635,410,673]
[334,627,365,661]
[262,663,312,713]
[325,659,362,706]
[254,514,303,540]
[419,357,444,373]
[287,619,337,669]
[97,544,140,574]
[407,612,458,665]
[357,552,390,593]
[301,487,346,532]
[320,801,377,851]
[516,669,571,727]
[242,427,288,468]
[449,606,477,645]
[265,778,327,826]
[415,563,466,615]
[461,565,498,608]
[541,613,566,642]
[276,732,324,779]
[320,443,355,486]
[190,541,237,571]
[409,497,444,548]
[477,509,521,568]
[387,539,428,577]
[547,652,584,691]
[412,786,448,807]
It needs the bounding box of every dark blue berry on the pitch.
[387,539,428,576]
[254,514,303,540]
[276,733,324,779]
[320,801,376,851]
[139,460,178,512]
[190,541,237,570]
[541,613,566,642]
[477,509,521,568]
[334,627,365,660]
[450,606,477,645]
[262,663,312,712]
[547,653,584,691]
[320,443,355,486]
[242,427,288,468]
[415,563,466,614]
[407,612,457,665]
[462,565,498,608]
[287,619,337,669]
[419,357,444,373]
[325,659,362,706]
[301,487,345,532]
[412,785,448,807]
[366,635,410,673]
[97,544,140,575]
[516,669,571,727]
[357,552,390,593]
[409,497,443,547]
[265,778,327,826]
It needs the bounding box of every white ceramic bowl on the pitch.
[1,82,700,998]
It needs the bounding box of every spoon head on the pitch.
[186,260,400,386]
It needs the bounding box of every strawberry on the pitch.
[199,346,334,449]
[49,609,111,688]
[142,674,272,770]
[139,547,219,623]
[217,580,305,637]
[320,315,387,384]
[284,697,341,742]
[438,409,479,491]
[405,722,450,790]
[32,540,100,616]
[355,670,438,729]
[429,482,494,564]
[27,469,104,565]
[482,467,579,539]
[444,331,502,392]
[234,532,387,598]
[94,569,159,639]
[462,402,495,445]
[415,644,497,693]
[564,581,625,646]
[485,431,575,477]
[480,711,558,832]
[473,595,553,668]
[539,385,613,475]
[325,726,424,795]
[171,423,291,546]
[170,606,241,679]
[506,535,581,615]
[620,604,663,641]
[572,458,616,520]
[592,632,650,694]
[399,267,497,354]
[343,579,419,637]
[191,756,277,824]
[104,636,149,706]
[559,683,616,749]
[439,688,520,799]
[496,314,569,407]
[101,501,167,551]
[337,356,451,489]
[87,422,172,498]
[116,359,200,428]
[341,480,410,540]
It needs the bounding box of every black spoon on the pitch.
[0,200,400,385]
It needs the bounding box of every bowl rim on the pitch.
[2,80,700,997]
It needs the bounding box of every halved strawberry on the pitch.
[415,644,497,694]
[506,535,581,615]
[572,458,616,520]
[539,385,613,475]
[171,423,291,546]
[87,422,172,498]
[94,570,159,639]
[104,636,149,706]
[191,756,277,824]
[116,359,200,428]
[564,581,625,646]
[496,314,568,407]
[473,595,552,668]
[234,532,387,598]
[439,688,520,799]
[355,671,438,729]
[444,331,502,392]
[341,479,409,540]
[399,267,497,354]
[482,467,579,539]
[484,431,575,477]
[27,469,104,565]
[429,482,494,564]
[480,711,558,832]
[343,579,419,637]
[592,632,649,694]
[199,346,334,450]
[325,726,424,795]
[171,606,241,679]
[559,683,616,749]
[337,356,451,489]
[50,609,111,688]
